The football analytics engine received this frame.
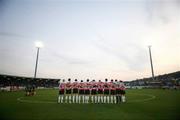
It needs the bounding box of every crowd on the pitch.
[0,74,59,88]
[58,79,126,104]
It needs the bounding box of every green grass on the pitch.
[0,89,180,120]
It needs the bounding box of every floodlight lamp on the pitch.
[35,41,44,48]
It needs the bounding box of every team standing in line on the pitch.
[58,79,126,104]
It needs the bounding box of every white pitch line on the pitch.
[17,93,156,104]
[127,93,156,103]
[17,97,57,104]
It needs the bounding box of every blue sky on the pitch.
[0,0,180,81]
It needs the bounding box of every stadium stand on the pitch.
[0,71,180,91]
[126,71,180,89]
[0,74,59,91]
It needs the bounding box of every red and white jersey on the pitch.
[84,82,91,90]
[104,82,110,88]
[109,83,115,89]
[120,84,126,90]
[108,82,114,88]
[97,82,104,88]
[65,82,72,89]
[72,82,78,89]
[109,82,116,89]
[58,80,126,91]
[79,82,85,88]
[59,83,65,90]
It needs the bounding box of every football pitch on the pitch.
[0,89,179,120]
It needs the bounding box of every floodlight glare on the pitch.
[35,41,44,48]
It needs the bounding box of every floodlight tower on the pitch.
[148,45,155,81]
[34,41,43,78]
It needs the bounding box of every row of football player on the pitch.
[58,94,126,104]
[59,79,123,83]
[58,79,125,89]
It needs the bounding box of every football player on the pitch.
[91,80,97,103]
[79,80,85,103]
[120,80,126,103]
[58,79,66,103]
[72,79,79,103]
[110,81,116,104]
[97,80,104,104]
[65,78,72,103]
[104,79,110,103]
[84,79,90,103]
